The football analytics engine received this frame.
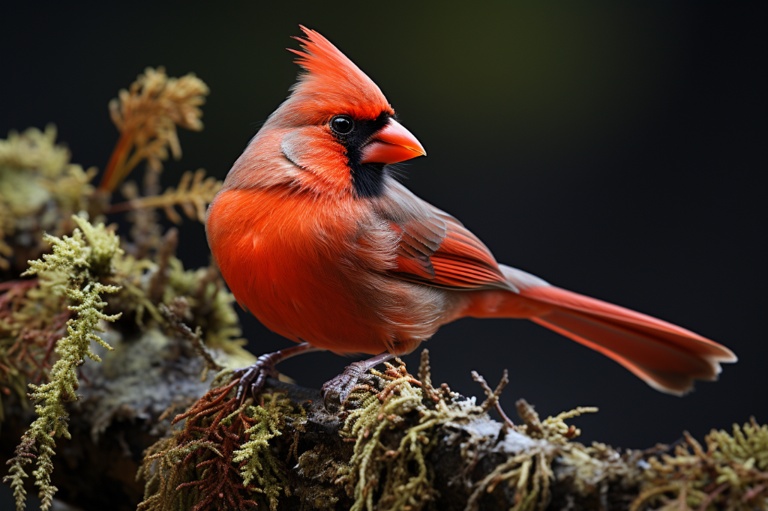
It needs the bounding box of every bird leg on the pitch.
[322,352,396,407]
[235,342,322,400]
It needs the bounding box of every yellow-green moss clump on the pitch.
[111,240,251,368]
[333,357,597,511]
[3,216,122,511]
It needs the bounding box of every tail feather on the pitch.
[530,316,696,394]
[519,285,737,395]
[522,286,735,361]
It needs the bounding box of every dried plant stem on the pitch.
[100,129,135,192]
[106,169,221,223]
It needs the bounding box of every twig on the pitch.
[472,369,514,427]
[160,299,223,378]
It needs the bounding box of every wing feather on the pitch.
[377,184,512,291]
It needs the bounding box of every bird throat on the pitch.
[335,113,391,199]
[349,162,388,198]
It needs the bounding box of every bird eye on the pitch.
[330,115,354,135]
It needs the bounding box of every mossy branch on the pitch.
[132,352,768,511]
[3,215,122,511]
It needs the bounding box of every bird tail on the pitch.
[497,267,737,395]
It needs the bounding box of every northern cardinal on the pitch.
[206,27,736,401]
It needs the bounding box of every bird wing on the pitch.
[377,182,514,291]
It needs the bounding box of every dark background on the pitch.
[2,0,765,456]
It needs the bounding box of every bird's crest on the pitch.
[287,26,393,121]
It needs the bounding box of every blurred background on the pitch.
[1,0,764,454]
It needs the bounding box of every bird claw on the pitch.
[234,353,280,401]
[322,361,377,408]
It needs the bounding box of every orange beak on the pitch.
[360,119,426,165]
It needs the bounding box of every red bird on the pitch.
[206,27,736,401]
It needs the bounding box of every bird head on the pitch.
[225,27,426,198]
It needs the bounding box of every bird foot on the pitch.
[234,353,280,401]
[322,360,378,408]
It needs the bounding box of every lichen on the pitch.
[332,351,616,511]
[464,399,599,511]
[468,445,554,511]
[0,125,96,272]
[3,216,122,511]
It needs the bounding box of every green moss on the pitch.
[710,419,768,471]
[103,230,249,368]
[338,360,464,511]
[2,216,122,511]
[336,357,606,511]
[233,393,304,510]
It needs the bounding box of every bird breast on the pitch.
[207,186,450,354]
